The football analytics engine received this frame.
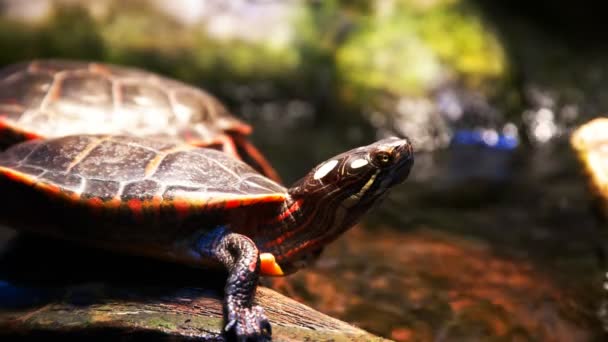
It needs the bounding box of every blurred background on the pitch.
[1,0,607,340]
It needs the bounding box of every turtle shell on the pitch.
[0,135,286,263]
[0,60,280,181]
[0,60,248,145]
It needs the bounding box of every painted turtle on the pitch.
[0,134,413,340]
[0,59,280,182]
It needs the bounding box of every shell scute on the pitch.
[49,73,113,108]
[0,135,287,210]
[82,179,120,201]
[72,140,157,181]
[25,135,96,172]
[42,171,83,192]
[0,72,51,119]
[121,82,171,112]
[151,151,237,187]
[122,179,162,201]
[0,139,39,165]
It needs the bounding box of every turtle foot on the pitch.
[225,305,271,342]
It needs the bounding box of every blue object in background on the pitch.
[452,129,518,150]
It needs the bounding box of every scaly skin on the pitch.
[201,229,271,341]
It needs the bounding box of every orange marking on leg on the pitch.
[260,253,284,276]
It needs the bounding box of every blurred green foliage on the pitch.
[0,0,506,96]
[336,0,507,100]
[0,1,312,84]
[0,5,104,64]
[0,0,513,158]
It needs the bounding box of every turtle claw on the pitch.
[226,305,271,342]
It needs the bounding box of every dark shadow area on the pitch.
[0,230,227,309]
[475,1,608,47]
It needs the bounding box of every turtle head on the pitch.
[272,137,413,273]
[290,137,414,205]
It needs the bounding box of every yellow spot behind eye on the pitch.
[350,158,369,169]
[313,159,339,180]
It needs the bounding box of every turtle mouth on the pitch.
[391,158,413,185]
[389,143,414,185]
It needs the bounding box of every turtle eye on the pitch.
[372,150,393,166]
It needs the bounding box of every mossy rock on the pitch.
[0,231,388,341]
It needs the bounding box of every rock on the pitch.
[0,230,387,341]
[267,226,597,341]
[571,118,608,218]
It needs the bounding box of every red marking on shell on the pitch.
[215,134,239,158]
[1,169,134,211]
[228,122,253,135]
[173,199,190,219]
[151,196,163,214]
[224,198,243,209]
[22,131,41,140]
[0,119,42,141]
[170,194,285,211]
[128,199,144,220]
[106,198,122,209]
[40,183,61,196]
[186,135,240,159]
[87,197,104,208]
[0,168,39,186]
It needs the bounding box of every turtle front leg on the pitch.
[200,230,271,341]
